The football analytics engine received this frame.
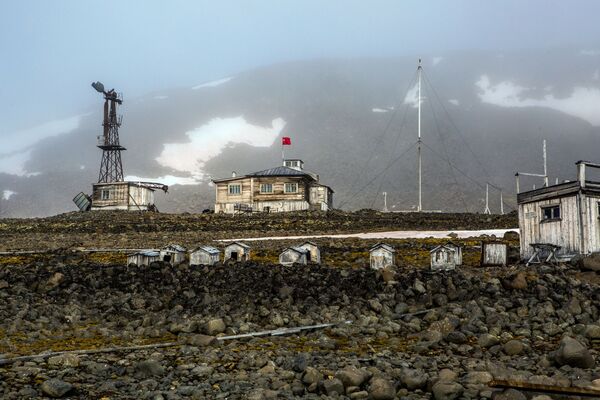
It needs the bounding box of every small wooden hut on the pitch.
[481,241,508,266]
[369,243,396,270]
[190,246,221,266]
[160,244,187,265]
[279,247,309,266]
[430,242,462,271]
[224,242,251,262]
[297,241,321,263]
[127,250,160,266]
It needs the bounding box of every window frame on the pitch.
[284,182,298,193]
[260,183,273,194]
[228,184,242,195]
[541,204,561,222]
[101,189,110,200]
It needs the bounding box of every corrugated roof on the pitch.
[192,246,220,255]
[164,244,186,252]
[284,246,309,255]
[132,251,160,257]
[247,166,314,178]
[226,241,251,249]
[369,243,396,253]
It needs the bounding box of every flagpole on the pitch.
[282,141,284,165]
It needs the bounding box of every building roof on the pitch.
[163,244,187,252]
[369,243,396,253]
[282,247,310,255]
[131,250,160,257]
[247,166,315,178]
[191,246,221,255]
[430,244,458,253]
[299,241,318,248]
[226,241,251,249]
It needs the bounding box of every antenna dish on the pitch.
[91,81,105,93]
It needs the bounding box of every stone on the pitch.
[478,334,500,348]
[46,272,65,289]
[399,368,427,390]
[463,371,493,385]
[584,325,600,339]
[323,378,345,395]
[48,353,80,367]
[182,333,217,346]
[349,391,369,400]
[503,340,525,356]
[446,331,467,344]
[551,336,595,368]
[335,365,371,387]
[135,360,165,378]
[494,388,527,400]
[432,381,464,400]
[302,366,321,385]
[510,272,527,290]
[258,361,276,374]
[581,252,600,271]
[40,379,73,398]
[0,280,8,289]
[369,377,395,400]
[204,318,226,335]
[437,369,458,382]
[531,396,553,400]
[368,299,383,313]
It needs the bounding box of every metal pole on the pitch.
[417,59,422,212]
[484,183,491,214]
[515,173,520,194]
[500,190,504,215]
[382,192,388,212]
[543,139,548,187]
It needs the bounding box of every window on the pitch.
[260,183,273,193]
[285,183,298,193]
[542,205,560,221]
[101,190,110,200]
[228,184,241,195]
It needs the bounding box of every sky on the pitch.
[1,0,599,133]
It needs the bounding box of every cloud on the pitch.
[0,150,40,177]
[192,77,233,90]
[404,84,424,108]
[476,75,600,126]
[372,108,389,113]
[124,174,199,186]
[2,190,16,200]
[156,116,286,179]
[448,99,460,106]
[432,57,443,66]
[580,49,600,56]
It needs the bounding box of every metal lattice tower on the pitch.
[92,81,126,183]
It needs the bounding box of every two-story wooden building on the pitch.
[212,159,334,214]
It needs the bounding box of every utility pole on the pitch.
[500,190,504,215]
[382,192,388,212]
[417,59,423,212]
[484,183,491,214]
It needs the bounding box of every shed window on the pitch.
[260,183,273,193]
[284,183,298,193]
[542,205,560,221]
[101,190,110,200]
[228,184,241,195]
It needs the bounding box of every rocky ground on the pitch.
[0,254,599,399]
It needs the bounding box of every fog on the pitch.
[1,0,599,134]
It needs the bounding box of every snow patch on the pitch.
[476,75,600,126]
[156,116,285,179]
[192,77,233,90]
[432,57,443,66]
[124,175,199,186]
[448,99,460,106]
[0,150,40,177]
[2,190,16,200]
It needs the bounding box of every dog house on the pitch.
[224,242,251,262]
[430,242,462,271]
[190,246,221,266]
[160,244,187,265]
[127,250,160,267]
[279,247,309,266]
[369,243,396,270]
[297,241,320,263]
[481,241,508,266]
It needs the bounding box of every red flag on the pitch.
[282,136,291,146]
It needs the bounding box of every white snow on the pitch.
[192,77,233,90]
[448,99,460,106]
[476,75,600,126]
[580,49,600,56]
[432,57,443,66]
[218,228,519,242]
[124,174,199,186]
[2,190,16,200]
[0,150,40,177]
[2,115,82,155]
[156,116,286,180]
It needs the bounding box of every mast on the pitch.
[417,59,423,212]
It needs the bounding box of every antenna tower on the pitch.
[417,59,423,212]
[91,81,126,183]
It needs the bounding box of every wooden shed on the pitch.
[297,241,321,263]
[430,242,462,271]
[369,243,396,270]
[127,250,160,266]
[190,246,221,266]
[481,241,508,266]
[224,241,251,262]
[517,161,600,260]
[279,247,309,266]
[160,244,187,265]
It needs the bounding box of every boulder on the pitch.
[322,378,344,395]
[335,366,371,388]
[478,334,500,348]
[432,381,464,400]
[47,353,80,368]
[135,360,165,378]
[494,388,527,400]
[40,379,73,398]
[581,252,600,271]
[302,366,321,385]
[369,377,396,400]
[503,340,525,356]
[399,368,428,390]
[551,336,595,368]
[584,325,600,339]
[204,318,226,335]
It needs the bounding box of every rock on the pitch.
[584,325,600,339]
[322,378,344,395]
[399,368,427,390]
[510,272,528,290]
[446,331,467,344]
[494,388,527,400]
[182,333,217,346]
[0,280,8,289]
[531,396,553,400]
[463,371,493,385]
[204,318,226,335]
[135,360,165,378]
[258,361,276,374]
[47,353,80,368]
[369,377,395,400]
[46,272,65,289]
[40,379,73,398]
[335,366,371,388]
[302,366,321,385]
[551,336,595,368]
[581,252,600,271]
[432,381,464,400]
[478,334,500,348]
[190,364,214,377]
[503,340,525,356]
[380,265,397,283]
[368,299,383,312]
[349,391,369,400]
[437,369,458,382]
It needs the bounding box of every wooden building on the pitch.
[127,250,160,266]
[517,161,600,260]
[369,243,396,270]
[224,242,251,262]
[430,242,462,271]
[297,241,321,264]
[481,242,508,266]
[160,244,187,265]
[279,247,309,266]
[190,246,221,266]
[90,181,167,211]
[212,159,334,214]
